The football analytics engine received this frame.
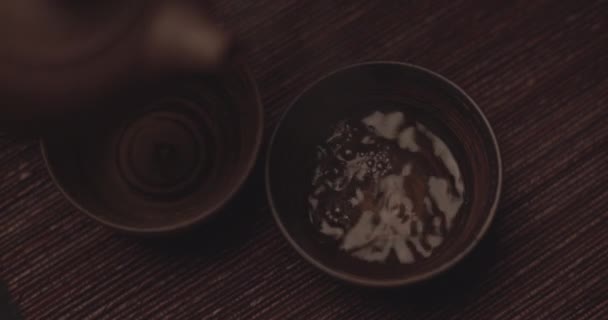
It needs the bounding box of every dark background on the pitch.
[1,0,607,319]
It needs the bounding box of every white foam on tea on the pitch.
[321,220,344,239]
[338,169,439,264]
[311,111,465,264]
[398,127,420,152]
[348,188,365,206]
[428,177,463,229]
[417,123,465,195]
[362,111,404,140]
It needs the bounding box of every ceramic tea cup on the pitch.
[42,62,263,235]
[266,62,501,287]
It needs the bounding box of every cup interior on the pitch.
[42,63,263,234]
[267,62,501,286]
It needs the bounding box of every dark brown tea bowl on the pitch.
[266,62,502,287]
[42,63,263,236]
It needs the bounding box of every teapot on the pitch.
[0,0,231,133]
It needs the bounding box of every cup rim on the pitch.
[41,65,264,235]
[265,61,502,287]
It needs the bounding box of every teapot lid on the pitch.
[0,0,231,137]
[0,0,145,67]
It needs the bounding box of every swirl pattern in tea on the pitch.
[308,111,465,264]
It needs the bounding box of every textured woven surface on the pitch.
[2,0,608,319]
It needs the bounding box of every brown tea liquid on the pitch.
[308,109,467,264]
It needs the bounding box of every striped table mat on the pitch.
[1,0,607,319]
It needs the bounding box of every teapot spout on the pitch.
[142,1,231,75]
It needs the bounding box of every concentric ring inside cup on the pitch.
[42,64,263,234]
[116,99,216,199]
